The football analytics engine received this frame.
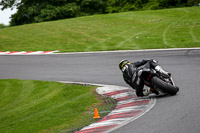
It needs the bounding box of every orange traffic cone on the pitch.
[93,108,100,119]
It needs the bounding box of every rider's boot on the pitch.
[143,88,152,96]
[155,65,171,77]
[143,88,159,96]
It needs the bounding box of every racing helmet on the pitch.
[119,59,130,71]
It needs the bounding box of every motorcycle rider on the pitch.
[119,59,170,97]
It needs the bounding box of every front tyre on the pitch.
[151,76,179,95]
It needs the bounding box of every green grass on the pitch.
[0,7,200,52]
[0,79,99,133]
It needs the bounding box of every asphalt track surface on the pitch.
[0,48,200,133]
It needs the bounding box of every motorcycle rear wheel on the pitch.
[151,76,179,95]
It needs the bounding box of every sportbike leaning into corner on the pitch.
[119,59,179,97]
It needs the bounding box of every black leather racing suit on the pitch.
[122,59,157,97]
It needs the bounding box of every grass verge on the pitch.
[0,7,199,52]
[0,79,102,133]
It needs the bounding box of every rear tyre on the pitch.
[151,76,179,95]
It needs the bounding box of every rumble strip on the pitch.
[59,81,156,133]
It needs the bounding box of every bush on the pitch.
[188,0,200,6]
[0,24,7,28]
[10,3,80,25]
[81,0,106,14]
[106,0,150,13]
[143,1,160,10]
[35,3,80,22]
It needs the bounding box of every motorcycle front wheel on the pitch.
[151,76,179,95]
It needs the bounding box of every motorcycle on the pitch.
[139,66,179,96]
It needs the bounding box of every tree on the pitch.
[1,0,198,26]
[81,0,106,15]
[0,0,107,26]
[106,0,150,13]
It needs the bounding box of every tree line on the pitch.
[0,0,199,26]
